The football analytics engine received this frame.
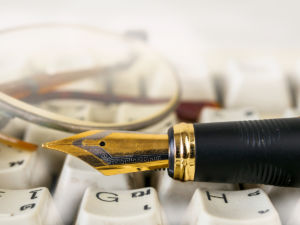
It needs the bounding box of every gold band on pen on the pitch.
[172,123,196,181]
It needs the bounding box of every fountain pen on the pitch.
[43,117,300,187]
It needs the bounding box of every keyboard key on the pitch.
[287,196,300,225]
[115,103,177,133]
[40,99,94,121]
[112,69,146,97]
[282,108,300,118]
[115,103,165,123]
[23,124,72,175]
[259,185,300,225]
[75,187,167,225]
[293,62,300,108]
[183,188,281,225]
[111,46,176,99]
[43,100,120,123]
[145,60,178,99]
[224,59,291,114]
[0,143,50,189]
[174,61,219,122]
[157,171,237,225]
[178,61,216,101]
[88,103,118,123]
[54,155,140,225]
[0,187,63,225]
[1,117,29,139]
[200,107,259,123]
[141,113,177,133]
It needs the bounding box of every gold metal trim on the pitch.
[172,123,195,181]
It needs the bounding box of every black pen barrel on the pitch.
[168,118,300,187]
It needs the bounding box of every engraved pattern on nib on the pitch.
[72,131,168,165]
[72,131,113,159]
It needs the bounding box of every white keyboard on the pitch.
[2,58,300,225]
[2,1,300,223]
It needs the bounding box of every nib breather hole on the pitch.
[99,141,106,147]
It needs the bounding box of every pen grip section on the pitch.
[192,118,300,187]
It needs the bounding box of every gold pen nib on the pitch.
[42,130,169,175]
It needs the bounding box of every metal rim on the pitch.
[0,23,180,132]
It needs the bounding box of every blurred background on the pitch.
[2,0,300,82]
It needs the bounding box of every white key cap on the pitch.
[282,108,300,118]
[115,103,177,133]
[54,155,139,225]
[1,118,29,139]
[115,103,165,123]
[41,100,118,123]
[141,113,177,133]
[293,61,300,108]
[157,171,236,225]
[23,124,72,176]
[40,100,94,121]
[145,61,179,99]
[200,107,259,123]
[112,70,146,97]
[75,187,167,225]
[178,60,216,101]
[89,103,118,123]
[0,187,63,225]
[183,188,281,225]
[224,59,291,114]
[111,44,176,98]
[287,195,300,225]
[0,143,50,189]
[259,185,300,225]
